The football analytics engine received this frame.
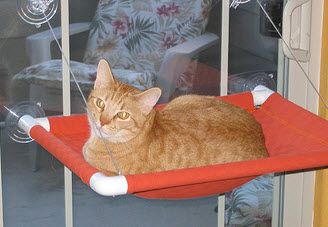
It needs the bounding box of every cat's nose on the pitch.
[100,115,109,126]
[100,121,105,127]
[100,119,108,127]
[100,120,108,127]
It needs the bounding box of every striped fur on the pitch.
[83,60,268,175]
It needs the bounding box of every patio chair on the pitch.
[13,0,219,112]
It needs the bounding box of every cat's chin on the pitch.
[105,136,131,143]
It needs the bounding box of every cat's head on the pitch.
[87,59,161,143]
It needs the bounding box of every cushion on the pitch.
[83,0,213,79]
[225,175,273,226]
[13,59,155,91]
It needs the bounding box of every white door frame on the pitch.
[281,0,324,226]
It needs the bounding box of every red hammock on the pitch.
[21,92,328,199]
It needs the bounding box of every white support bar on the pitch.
[220,0,229,96]
[59,1,73,227]
[0,133,4,227]
[272,174,284,227]
[218,2,229,224]
[217,194,225,227]
[89,173,128,196]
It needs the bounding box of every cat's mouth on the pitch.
[99,130,122,142]
[99,127,133,143]
[99,126,117,136]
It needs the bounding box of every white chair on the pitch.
[14,0,219,111]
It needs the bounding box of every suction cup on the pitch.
[243,72,276,92]
[17,0,58,26]
[4,101,45,143]
[228,71,276,94]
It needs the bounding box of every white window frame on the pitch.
[275,0,323,226]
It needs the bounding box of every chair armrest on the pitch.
[165,32,219,57]
[157,32,219,102]
[26,22,91,65]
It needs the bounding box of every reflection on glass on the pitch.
[228,0,281,93]
[228,71,276,94]
[16,0,59,27]
[80,0,220,104]
[0,1,64,226]
[8,0,222,117]
[226,1,283,226]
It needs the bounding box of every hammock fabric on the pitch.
[26,92,328,199]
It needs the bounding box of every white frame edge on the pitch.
[89,173,128,196]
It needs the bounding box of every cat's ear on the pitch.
[134,88,162,115]
[94,59,115,89]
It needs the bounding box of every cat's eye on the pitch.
[116,111,130,120]
[95,98,105,110]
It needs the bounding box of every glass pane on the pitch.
[228,1,280,95]
[225,1,283,226]
[69,0,222,226]
[0,1,65,226]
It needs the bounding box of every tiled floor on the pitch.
[0,132,218,227]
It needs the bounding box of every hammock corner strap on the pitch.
[17,86,328,199]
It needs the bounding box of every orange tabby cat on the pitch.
[83,60,268,175]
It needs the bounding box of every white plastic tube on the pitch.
[18,115,50,136]
[251,85,275,106]
[89,173,128,196]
